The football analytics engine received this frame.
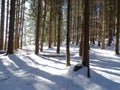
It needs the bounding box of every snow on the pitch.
[0,43,120,90]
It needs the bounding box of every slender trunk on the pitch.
[107,0,113,46]
[56,2,62,54]
[66,0,71,66]
[48,0,52,48]
[76,0,80,45]
[40,0,47,52]
[54,10,57,46]
[20,0,25,49]
[79,0,84,56]
[35,0,41,55]
[14,0,20,50]
[101,0,105,49]
[79,21,83,56]
[4,0,9,50]
[72,0,77,44]
[115,0,119,55]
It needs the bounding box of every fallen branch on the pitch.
[0,50,6,54]
[42,54,65,57]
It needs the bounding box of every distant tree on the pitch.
[107,0,115,46]
[35,0,42,55]
[114,0,119,55]
[7,0,16,54]
[76,0,81,45]
[89,0,96,45]
[72,0,77,44]
[14,0,25,50]
[26,0,37,45]
[20,0,26,49]
[0,0,5,50]
[40,0,47,52]
[48,0,53,48]
[4,0,9,50]
[53,1,57,47]
[79,22,84,56]
[56,1,62,54]
[14,0,20,50]
[101,0,105,49]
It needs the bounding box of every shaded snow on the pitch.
[0,43,120,90]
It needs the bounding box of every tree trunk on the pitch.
[66,0,71,66]
[4,0,9,50]
[76,0,80,45]
[56,1,62,54]
[82,0,90,77]
[72,0,77,44]
[79,0,84,56]
[7,0,16,54]
[101,0,105,49]
[48,0,53,48]
[53,1,58,47]
[14,0,20,50]
[107,0,114,46]
[0,0,5,50]
[20,0,25,49]
[35,0,41,55]
[114,0,119,55]
[40,0,47,52]
[79,21,84,56]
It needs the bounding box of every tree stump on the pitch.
[73,65,83,72]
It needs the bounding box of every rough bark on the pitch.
[7,0,16,54]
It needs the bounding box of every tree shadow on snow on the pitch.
[0,58,36,90]
[90,69,120,90]
[71,67,120,90]
[24,55,65,70]
[8,54,84,90]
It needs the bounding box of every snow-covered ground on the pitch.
[0,43,120,90]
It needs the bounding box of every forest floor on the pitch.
[0,42,120,90]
